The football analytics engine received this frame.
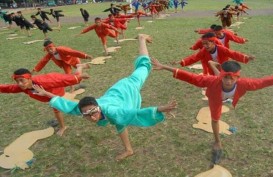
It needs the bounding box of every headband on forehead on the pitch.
[220,70,240,78]
[12,73,32,80]
[202,36,217,43]
[44,43,55,51]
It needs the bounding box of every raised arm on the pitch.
[242,76,273,91]
[152,58,215,88]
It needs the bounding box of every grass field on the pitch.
[0,0,273,176]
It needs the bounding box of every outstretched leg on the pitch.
[127,34,153,90]
[138,34,152,55]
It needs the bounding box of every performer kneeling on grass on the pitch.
[32,34,177,161]
[151,58,273,164]
[0,63,90,136]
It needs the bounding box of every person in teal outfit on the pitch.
[33,34,177,161]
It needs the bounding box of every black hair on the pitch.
[80,8,83,10]
[210,24,217,30]
[43,40,53,47]
[225,4,230,8]
[37,8,41,10]
[14,68,31,75]
[95,17,101,21]
[214,25,223,32]
[78,97,98,113]
[221,61,241,72]
[30,15,36,18]
[201,32,216,39]
[17,11,22,14]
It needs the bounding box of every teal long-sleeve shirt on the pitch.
[49,55,165,133]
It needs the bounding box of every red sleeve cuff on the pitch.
[173,69,179,78]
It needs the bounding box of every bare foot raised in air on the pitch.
[136,34,153,43]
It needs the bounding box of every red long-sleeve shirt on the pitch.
[103,18,127,30]
[220,32,246,49]
[33,46,88,72]
[181,45,249,75]
[173,68,273,121]
[81,23,118,37]
[0,73,81,102]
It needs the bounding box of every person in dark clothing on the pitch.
[17,11,34,36]
[36,8,52,23]
[31,15,57,39]
[103,3,121,16]
[49,9,64,28]
[2,13,12,29]
[80,8,89,26]
[10,13,23,29]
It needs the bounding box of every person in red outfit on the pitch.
[32,40,93,92]
[149,3,161,19]
[171,32,254,75]
[104,14,128,39]
[213,25,248,49]
[134,10,148,27]
[0,63,90,136]
[190,33,223,51]
[194,24,236,36]
[115,10,147,27]
[238,3,250,17]
[78,17,121,56]
[152,58,273,164]
[194,24,217,34]
[215,7,236,28]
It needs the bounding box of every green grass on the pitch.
[0,1,273,177]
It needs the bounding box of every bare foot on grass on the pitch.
[115,150,134,161]
[56,126,68,136]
